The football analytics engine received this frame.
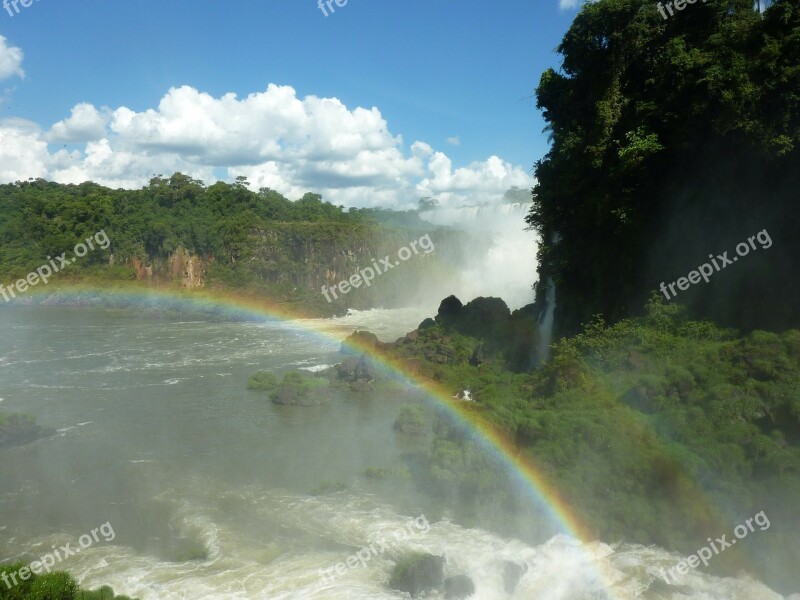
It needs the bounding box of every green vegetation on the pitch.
[0,176,469,316]
[246,371,278,391]
[363,466,389,480]
[0,411,53,448]
[271,371,331,406]
[528,0,800,334]
[0,565,135,600]
[371,295,800,592]
[393,405,426,435]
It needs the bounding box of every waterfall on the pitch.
[418,203,538,310]
[536,278,556,363]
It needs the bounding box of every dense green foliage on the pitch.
[393,405,426,435]
[528,0,800,334]
[270,371,331,406]
[380,297,800,592]
[0,175,466,316]
[246,371,279,391]
[0,175,353,276]
[0,565,135,600]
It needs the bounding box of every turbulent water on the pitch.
[0,307,794,600]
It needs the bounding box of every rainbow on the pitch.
[16,283,638,595]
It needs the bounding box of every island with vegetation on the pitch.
[0,411,54,449]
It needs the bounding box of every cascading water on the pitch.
[419,202,537,309]
[536,277,556,364]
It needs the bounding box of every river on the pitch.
[0,307,792,599]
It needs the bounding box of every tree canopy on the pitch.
[528,0,800,336]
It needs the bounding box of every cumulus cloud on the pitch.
[47,103,110,143]
[0,83,532,210]
[446,136,460,146]
[0,118,49,181]
[0,36,24,80]
[417,153,531,207]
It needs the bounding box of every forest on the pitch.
[527,0,799,336]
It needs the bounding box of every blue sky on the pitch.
[0,0,584,209]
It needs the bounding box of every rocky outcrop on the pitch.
[169,248,209,288]
[127,248,210,288]
[502,561,528,594]
[388,553,445,598]
[130,257,153,282]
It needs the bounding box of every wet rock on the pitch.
[502,561,528,594]
[388,553,445,598]
[445,574,475,599]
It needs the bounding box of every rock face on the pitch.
[169,248,209,288]
[335,356,377,383]
[502,561,528,594]
[435,295,511,340]
[444,574,475,599]
[341,331,387,354]
[128,247,210,288]
[388,553,445,598]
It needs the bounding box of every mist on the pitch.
[416,201,538,311]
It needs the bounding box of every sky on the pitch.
[0,0,586,211]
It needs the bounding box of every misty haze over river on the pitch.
[0,307,791,600]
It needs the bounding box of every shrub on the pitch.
[394,406,426,435]
[247,371,278,390]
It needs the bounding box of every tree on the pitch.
[528,0,800,336]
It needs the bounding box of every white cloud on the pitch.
[446,136,460,146]
[0,36,24,80]
[0,118,49,181]
[0,83,533,211]
[417,153,531,207]
[559,0,598,9]
[47,103,111,143]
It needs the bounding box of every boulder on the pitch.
[335,355,377,383]
[388,553,445,598]
[444,574,475,599]
[502,561,528,594]
[435,296,464,327]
